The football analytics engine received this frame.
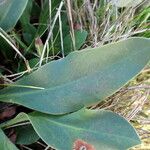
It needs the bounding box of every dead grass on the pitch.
[68,0,150,48]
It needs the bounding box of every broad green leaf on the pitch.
[0,0,28,31]
[15,125,39,145]
[0,128,18,150]
[0,38,150,114]
[111,0,143,7]
[0,113,28,129]
[0,112,39,145]
[28,109,140,150]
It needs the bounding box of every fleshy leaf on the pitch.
[0,113,39,145]
[0,38,150,114]
[28,109,141,150]
[15,125,39,145]
[0,113,28,129]
[0,128,19,150]
[0,0,28,31]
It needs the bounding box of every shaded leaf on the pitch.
[63,30,88,54]
[0,113,38,145]
[0,38,150,114]
[28,109,140,150]
[7,129,17,143]
[15,125,39,145]
[20,0,39,45]
[26,0,61,52]
[0,128,18,150]
[0,113,28,129]
[0,0,28,31]
[0,37,14,59]
[36,0,61,36]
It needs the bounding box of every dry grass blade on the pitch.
[65,0,76,50]
[39,1,64,67]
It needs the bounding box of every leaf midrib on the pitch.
[31,116,139,144]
